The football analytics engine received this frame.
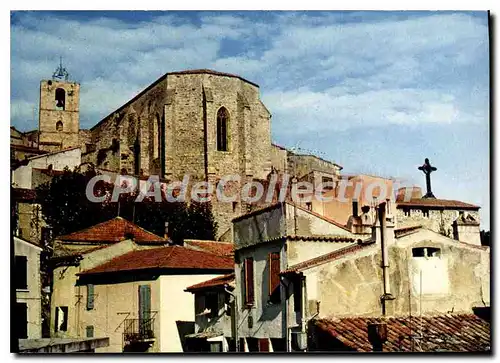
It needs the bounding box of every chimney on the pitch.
[352,199,359,217]
[372,202,395,315]
[367,322,388,352]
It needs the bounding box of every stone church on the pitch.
[11,65,482,241]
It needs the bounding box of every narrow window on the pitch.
[55,88,66,110]
[206,292,219,318]
[243,257,254,306]
[268,252,281,303]
[16,303,28,339]
[56,121,63,132]
[216,107,229,151]
[86,325,94,338]
[86,284,95,310]
[55,306,68,332]
[15,256,27,290]
[293,278,302,312]
[306,202,312,211]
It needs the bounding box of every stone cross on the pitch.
[418,158,437,199]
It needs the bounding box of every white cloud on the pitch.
[10,11,488,134]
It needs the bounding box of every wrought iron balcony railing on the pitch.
[123,318,155,342]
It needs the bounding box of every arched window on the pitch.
[56,121,63,132]
[55,88,66,110]
[217,107,229,151]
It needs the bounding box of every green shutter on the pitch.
[139,285,151,321]
[87,284,94,310]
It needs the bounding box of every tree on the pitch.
[35,167,218,244]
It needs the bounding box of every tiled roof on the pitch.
[27,146,80,161]
[313,314,490,352]
[397,198,479,210]
[282,241,375,274]
[56,217,167,244]
[78,246,234,275]
[11,188,37,201]
[185,273,235,292]
[394,225,422,238]
[184,240,234,257]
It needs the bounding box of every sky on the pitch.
[10,10,490,229]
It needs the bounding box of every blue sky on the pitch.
[10,11,490,228]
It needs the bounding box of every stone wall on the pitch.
[395,207,480,238]
[303,231,490,318]
[84,71,273,237]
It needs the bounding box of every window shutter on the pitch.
[139,285,151,321]
[86,284,94,310]
[244,258,254,305]
[269,252,281,296]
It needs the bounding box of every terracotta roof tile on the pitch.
[185,273,235,292]
[282,241,375,274]
[78,246,234,276]
[56,217,166,244]
[314,314,490,352]
[184,240,234,257]
[397,198,479,210]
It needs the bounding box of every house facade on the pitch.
[231,202,362,351]
[14,236,43,340]
[75,245,234,352]
[230,200,490,352]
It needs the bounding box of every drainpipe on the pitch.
[300,275,306,335]
[378,202,394,315]
[280,277,291,352]
[224,287,238,352]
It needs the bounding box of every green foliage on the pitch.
[35,168,218,244]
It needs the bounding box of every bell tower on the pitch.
[38,58,80,152]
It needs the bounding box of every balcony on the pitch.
[123,318,155,343]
